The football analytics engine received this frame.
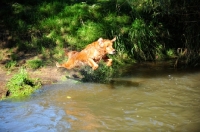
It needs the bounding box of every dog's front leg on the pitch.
[105,59,113,66]
[88,58,99,70]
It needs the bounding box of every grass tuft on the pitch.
[5,60,17,69]
[26,59,44,69]
[6,68,41,98]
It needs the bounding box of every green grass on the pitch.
[26,59,44,69]
[5,60,17,69]
[6,68,41,98]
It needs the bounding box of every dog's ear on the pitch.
[111,37,116,42]
[98,38,104,47]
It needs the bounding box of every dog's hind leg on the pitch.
[56,60,75,69]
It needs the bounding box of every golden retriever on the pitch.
[56,37,116,70]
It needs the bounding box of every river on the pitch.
[0,63,200,132]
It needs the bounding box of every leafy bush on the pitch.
[6,68,41,97]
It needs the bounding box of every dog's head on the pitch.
[98,37,116,54]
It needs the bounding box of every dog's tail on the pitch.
[56,62,62,68]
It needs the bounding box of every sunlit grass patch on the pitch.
[6,68,41,98]
[88,4,102,18]
[64,35,79,49]
[116,15,130,24]
[63,3,89,17]
[46,30,57,39]
[104,13,116,24]
[40,17,60,32]
[38,1,64,16]
[53,46,66,60]
[104,13,130,25]
[77,21,104,44]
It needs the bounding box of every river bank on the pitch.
[1,60,199,100]
[0,61,179,99]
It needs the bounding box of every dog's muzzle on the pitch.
[109,50,116,54]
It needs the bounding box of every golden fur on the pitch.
[56,37,116,70]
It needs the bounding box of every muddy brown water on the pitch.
[0,64,200,132]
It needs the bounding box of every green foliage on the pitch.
[128,19,163,60]
[77,21,104,46]
[6,68,41,98]
[26,59,44,69]
[5,60,17,69]
[81,63,115,83]
[166,49,176,58]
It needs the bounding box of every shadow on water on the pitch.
[109,78,141,89]
[1,62,200,131]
